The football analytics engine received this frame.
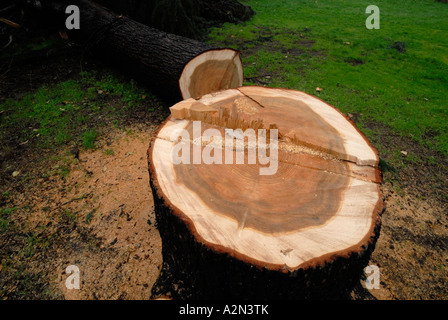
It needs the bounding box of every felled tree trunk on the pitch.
[39,0,243,101]
[95,0,254,39]
[148,86,384,299]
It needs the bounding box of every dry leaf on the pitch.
[59,30,68,40]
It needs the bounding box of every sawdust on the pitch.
[233,96,260,115]
[26,127,163,299]
[63,128,162,299]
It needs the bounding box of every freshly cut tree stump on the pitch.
[39,0,243,101]
[148,86,384,299]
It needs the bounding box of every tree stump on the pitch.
[148,86,384,299]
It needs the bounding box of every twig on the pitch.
[60,193,91,206]
[0,17,20,28]
[244,75,269,85]
[1,34,12,50]
[0,4,16,16]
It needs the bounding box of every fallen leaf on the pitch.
[59,30,68,40]
[401,151,408,156]
[316,87,322,92]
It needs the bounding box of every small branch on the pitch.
[0,17,20,28]
[244,75,270,85]
[1,34,13,50]
[59,193,91,207]
[0,4,16,16]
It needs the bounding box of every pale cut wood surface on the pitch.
[150,86,383,270]
[179,49,243,100]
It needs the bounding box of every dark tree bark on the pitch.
[38,0,243,102]
[150,182,382,300]
[95,0,255,39]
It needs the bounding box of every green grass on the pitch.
[0,70,157,151]
[82,129,98,150]
[0,207,16,232]
[207,0,448,157]
[104,148,115,156]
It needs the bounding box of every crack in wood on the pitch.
[151,134,378,184]
[236,88,265,108]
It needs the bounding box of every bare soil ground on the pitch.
[2,115,447,300]
[358,125,448,300]
[4,127,164,299]
[1,42,447,302]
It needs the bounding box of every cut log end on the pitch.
[179,49,243,100]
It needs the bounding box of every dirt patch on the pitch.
[389,41,407,53]
[349,119,448,300]
[54,128,163,299]
[1,125,163,299]
[344,57,365,66]
[363,183,448,300]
